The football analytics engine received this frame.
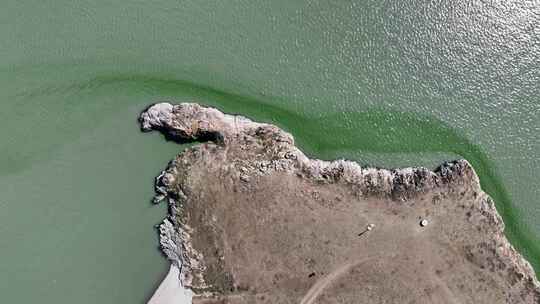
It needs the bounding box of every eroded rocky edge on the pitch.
[140,102,540,303]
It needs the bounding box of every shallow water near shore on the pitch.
[1,1,539,303]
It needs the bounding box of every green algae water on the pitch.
[1,1,539,303]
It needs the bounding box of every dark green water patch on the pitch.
[93,73,539,275]
[10,73,540,276]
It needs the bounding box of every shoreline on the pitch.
[147,264,192,304]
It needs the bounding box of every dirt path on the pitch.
[298,256,459,304]
[299,257,374,304]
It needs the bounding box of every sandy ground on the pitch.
[148,264,192,304]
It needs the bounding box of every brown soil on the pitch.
[141,102,540,304]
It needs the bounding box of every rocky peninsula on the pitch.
[141,102,540,303]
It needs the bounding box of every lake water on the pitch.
[1,1,538,303]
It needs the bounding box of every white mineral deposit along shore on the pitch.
[148,264,192,304]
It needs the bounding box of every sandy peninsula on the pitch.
[142,102,540,303]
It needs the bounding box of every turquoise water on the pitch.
[1,1,539,303]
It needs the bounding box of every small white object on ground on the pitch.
[420,219,429,227]
[367,223,375,231]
